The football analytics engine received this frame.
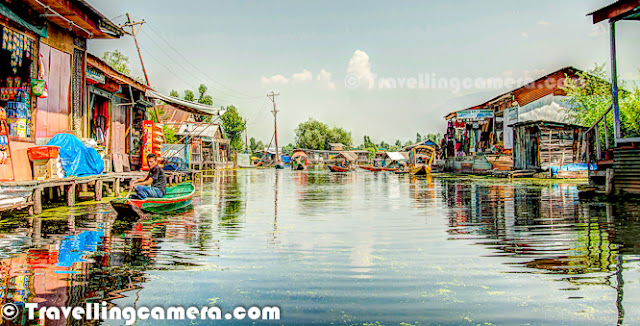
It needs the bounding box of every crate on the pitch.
[32,159,58,180]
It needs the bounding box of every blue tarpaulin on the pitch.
[47,134,104,177]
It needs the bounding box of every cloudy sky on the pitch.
[88,0,640,145]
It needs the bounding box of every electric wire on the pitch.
[145,22,261,100]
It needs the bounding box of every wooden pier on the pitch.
[0,170,202,216]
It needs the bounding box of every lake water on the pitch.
[0,169,639,325]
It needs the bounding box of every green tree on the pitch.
[249,137,266,153]
[416,133,422,143]
[249,137,257,151]
[220,105,246,150]
[424,132,442,144]
[297,127,326,150]
[294,119,352,150]
[395,139,402,147]
[282,143,295,152]
[326,127,353,149]
[169,89,180,97]
[363,135,375,148]
[184,90,195,101]
[163,125,177,144]
[562,64,640,140]
[102,50,131,75]
[198,84,214,105]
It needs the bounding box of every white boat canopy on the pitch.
[387,152,405,161]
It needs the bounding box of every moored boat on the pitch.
[408,145,436,176]
[359,151,406,172]
[110,182,195,217]
[327,152,357,172]
[291,150,308,171]
[327,165,351,172]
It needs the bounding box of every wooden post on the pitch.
[33,188,43,215]
[95,180,103,201]
[595,125,601,161]
[114,178,121,197]
[81,184,88,193]
[66,184,76,207]
[605,168,615,196]
[604,114,609,150]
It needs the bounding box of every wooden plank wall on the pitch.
[613,147,640,194]
[539,127,575,168]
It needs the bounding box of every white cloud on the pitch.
[317,69,336,89]
[521,32,529,38]
[538,20,551,26]
[589,24,608,38]
[292,69,313,82]
[347,50,375,88]
[261,74,289,84]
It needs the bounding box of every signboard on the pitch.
[87,67,105,84]
[456,109,494,120]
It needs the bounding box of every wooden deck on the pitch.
[0,170,202,216]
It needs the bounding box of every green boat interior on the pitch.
[161,183,195,199]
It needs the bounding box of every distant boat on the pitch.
[359,151,406,172]
[110,182,195,217]
[327,152,357,172]
[327,165,351,172]
[291,150,308,171]
[408,145,436,176]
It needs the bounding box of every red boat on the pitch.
[359,165,397,172]
[359,151,404,172]
[327,152,358,172]
[328,165,351,172]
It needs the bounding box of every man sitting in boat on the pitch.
[130,153,167,199]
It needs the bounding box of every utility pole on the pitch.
[121,13,160,122]
[122,13,150,87]
[267,92,281,163]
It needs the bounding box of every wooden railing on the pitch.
[584,104,613,164]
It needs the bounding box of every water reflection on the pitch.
[439,179,640,325]
[0,171,637,325]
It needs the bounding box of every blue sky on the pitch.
[88,0,639,144]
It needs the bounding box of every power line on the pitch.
[140,29,207,88]
[137,44,199,90]
[137,38,264,105]
[145,22,260,100]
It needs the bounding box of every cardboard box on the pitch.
[32,159,58,180]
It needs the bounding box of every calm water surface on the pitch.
[1,169,639,325]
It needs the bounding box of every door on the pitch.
[36,43,71,138]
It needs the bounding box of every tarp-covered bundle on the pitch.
[47,134,104,177]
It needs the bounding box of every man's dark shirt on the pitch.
[148,165,167,195]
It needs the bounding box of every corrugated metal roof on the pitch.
[444,66,581,118]
[512,68,577,107]
[87,53,149,91]
[588,0,640,23]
